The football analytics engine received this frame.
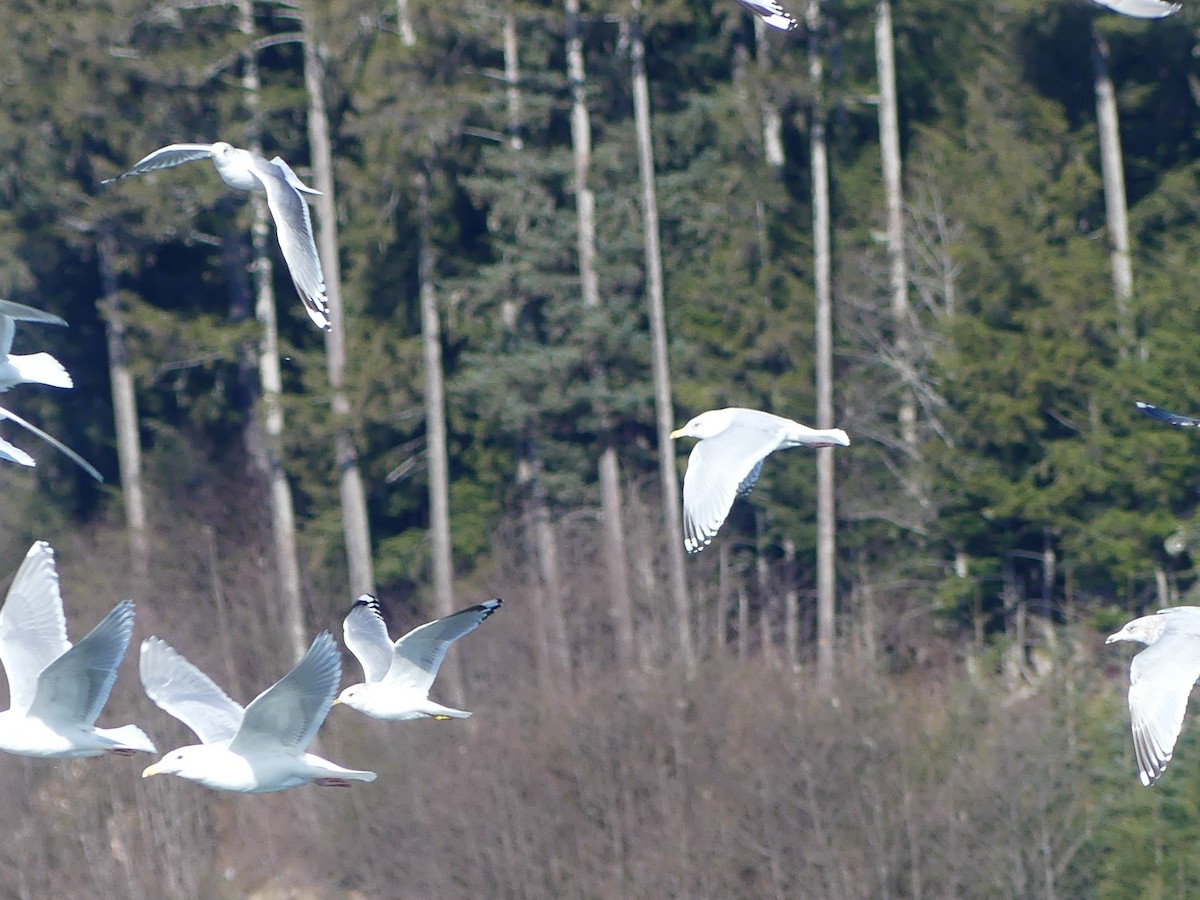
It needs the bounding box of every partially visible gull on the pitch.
[0,403,102,481]
[670,408,850,553]
[1136,400,1200,428]
[735,0,798,31]
[104,142,330,330]
[1107,607,1200,785]
[140,632,376,792]
[335,595,502,721]
[1090,0,1181,18]
[0,541,155,758]
[0,299,71,392]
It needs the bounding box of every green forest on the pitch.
[0,0,1199,894]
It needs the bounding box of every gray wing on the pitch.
[248,157,330,330]
[0,404,102,482]
[0,435,33,467]
[0,541,71,713]
[103,144,216,182]
[1136,401,1200,428]
[26,601,133,727]
[385,600,503,691]
[1090,0,1180,17]
[0,300,66,328]
[343,595,395,684]
[681,420,784,553]
[140,637,243,744]
[230,632,339,755]
[733,0,798,30]
[1127,633,1200,786]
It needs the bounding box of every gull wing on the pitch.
[140,637,243,744]
[1090,0,1180,18]
[230,632,339,755]
[0,300,67,328]
[0,435,33,467]
[27,600,133,727]
[102,144,216,182]
[1127,632,1200,785]
[0,542,71,713]
[343,595,395,684]
[0,404,102,481]
[681,418,784,553]
[384,599,503,692]
[1136,401,1200,428]
[249,158,330,330]
[733,0,798,31]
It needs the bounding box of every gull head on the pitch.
[1106,615,1166,646]
[210,141,235,158]
[671,409,736,441]
[143,746,210,781]
[333,684,370,713]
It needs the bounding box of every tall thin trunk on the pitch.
[875,0,915,449]
[416,167,463,701]
[629,3,693,675]
[754,19,785,173]
[97,234,149,590]
[566,0,636,667]
[301,6,377,598]
[808,0,837,696]
[1092,28,1134,357]
[396,0,416,47]
[240,0,306,660]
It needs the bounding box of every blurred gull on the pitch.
[1090,0,1180,17]
[0,541,155,758]
[0,298,72,392]
[0,403,102,481]
[735,0,798,31]
[105,142,330,330]
[670,408,850,553]
[140,632,376,792]
[335,595,502,721]
[1107,607,1200,785]
[1135,400,1200,428]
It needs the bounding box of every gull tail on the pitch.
[270,157,322,196]
[792,427,850,448]
[98,724,157,754]
[9,353,72,389]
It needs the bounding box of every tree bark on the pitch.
[1092,27,1134,357]
[808,0,837,696]
[629,3,693,675]
[754,19,785,173]
[301,5,377,599]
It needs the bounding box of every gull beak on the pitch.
[669,427,685,440]
[1105,630,1124,644]
[331,698,342,706]
[142,761,167,779]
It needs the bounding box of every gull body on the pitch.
[670,407,850,553]
[1090,0,1181,18]
[1107,607,1200,785]
[105,142,330,330]
[335,596,502,721]
[141,633,375,793]
[0,298,71,393]
[0,542,154,759]
[1135,400,1200,428]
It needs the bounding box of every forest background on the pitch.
[0,0,1195,895]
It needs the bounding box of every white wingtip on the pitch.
[9,353,73,389]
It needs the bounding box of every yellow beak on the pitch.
[331,698,342,706]
[142,760,167,779]
[669,428,685,439]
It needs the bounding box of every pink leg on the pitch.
[316,777,351,788]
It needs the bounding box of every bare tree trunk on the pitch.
[396,0,416,47]
[240,0,306,660]
[97,235,149,590]
[1092,27,1134,357]
[416,167,463,702]
[629,3,693,675]
[783,536,799,671]
[875,0,915,449]
[808,0,837,696]
[754,19,785,173]
[566,0,635,667]
[301,6,377,599]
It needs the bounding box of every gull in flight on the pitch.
[0,541,155,758]
[1107,607,1200,785]
[0,299,72,393]
[1090,0,1180,17]
[1135,400,1200,428]
[670,408,850,553]
[335,595,502,721]
[0,403,102,481]
[140,632,376,792]
[735,0,798,31]
[105,142,330,330]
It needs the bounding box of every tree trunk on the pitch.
[875,0,915,450]
[1092,27,1134,357]
[808,0,837,696]
[754,19,785,173]
[396,0,416,47]
[301,6,377,599]
[96,234,149,590]
[629,3,693,675]
[565,0,636,668]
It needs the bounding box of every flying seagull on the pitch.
[0,298,72,393]
[0,403,102,481]
[140,632,376,792]
[1107,607,1200,786]
[1090,0,1180,18]
[1135,400,1200,428]
[0,541,155,758]
[670,408,850,553]
[735,0,798,31]
[104,142,330,330]
[335,595,502,721]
